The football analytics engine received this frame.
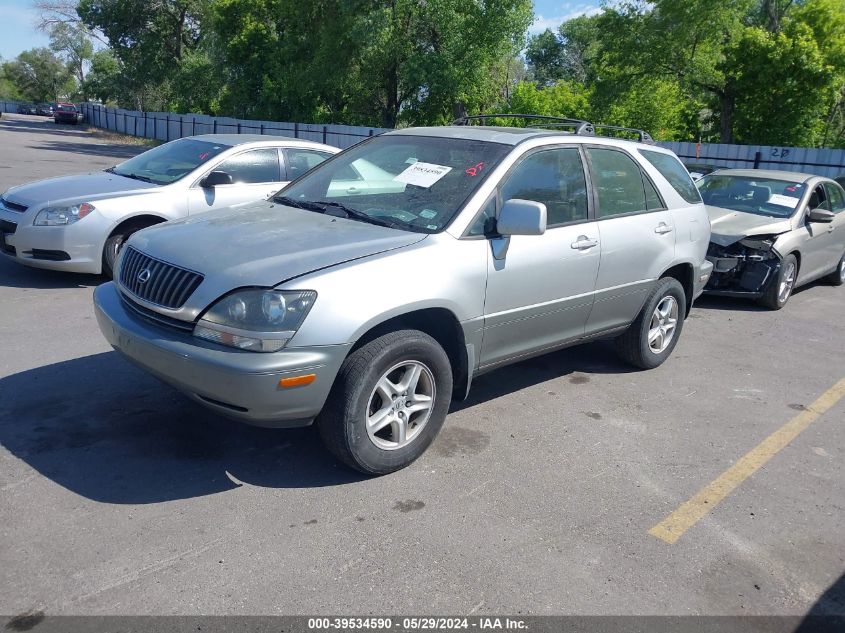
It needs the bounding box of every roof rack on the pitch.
[591,124,654,144]
[451,113,655,144]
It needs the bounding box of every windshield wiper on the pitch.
[273,196,404,229]
[110,170,152,183]
[311,200,406,229]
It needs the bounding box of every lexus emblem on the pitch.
[137,268,152,283]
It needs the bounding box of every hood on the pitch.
[128,202,427,289]
[4,171,158,208]
[706,205,793,246]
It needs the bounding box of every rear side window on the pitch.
[285,149,334,180]
[640,150,701,204]
[216,148,281,184]
[586,148,647,218]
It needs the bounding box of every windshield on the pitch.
[697,175,806,218]
[110,138,230,186]
[276,134,511,233]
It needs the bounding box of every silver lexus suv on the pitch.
[94,117,713,474]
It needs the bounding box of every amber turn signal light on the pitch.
[278,374,316,389]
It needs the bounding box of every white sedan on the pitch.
[0,134,339,276]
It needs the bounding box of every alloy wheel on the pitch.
[366,361,436,450]
[779,261,797,304]
[648,295,678,354]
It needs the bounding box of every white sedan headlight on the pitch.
[34,202,96,226]
[194,289,316,352]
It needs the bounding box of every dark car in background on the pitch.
[53,103,79,125]
[17,103,37,115]
[36,103,54,116]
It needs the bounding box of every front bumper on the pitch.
[0,206,104,273]
[94,282,351,427]
[703,254,780,299]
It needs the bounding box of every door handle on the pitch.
[654,223,674,235]
[571,236,598,250]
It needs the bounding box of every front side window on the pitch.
[215,148,281,184]
[823,183,845,213]
[640,149,701,204]
[500,147,588,226]
[111,138,230,185]
[278,135,511,233]
[698,175,808,219]
[587,148,648,218]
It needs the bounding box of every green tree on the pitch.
[48,22,94,97]
[525,29,564,85]
[77,0,210,109]
[3,48,72,102]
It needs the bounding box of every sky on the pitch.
[0,0,603,61]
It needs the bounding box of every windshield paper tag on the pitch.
[393,162,452,188]
[768,194,798,207]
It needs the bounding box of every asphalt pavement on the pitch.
[1,112,843,618]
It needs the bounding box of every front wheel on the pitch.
[317,329,453,475]
[102,231,134,278]
[758,253,797,310]
[615,277,686,370]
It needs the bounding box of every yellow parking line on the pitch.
[649,377,845,544]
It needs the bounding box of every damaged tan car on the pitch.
[699,169,845,309]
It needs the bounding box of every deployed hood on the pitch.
[3,171,158,207]
[128,202,427,289]
[707,205,793,246]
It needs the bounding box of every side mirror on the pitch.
[496,199,547,236]
[201,170,233,188]
[808,207,835,223]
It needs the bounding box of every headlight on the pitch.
[194,289,316,352]
[34,202,96,226]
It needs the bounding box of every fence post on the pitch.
[237,121,242,134]
[133,114,137,136]
[213,119,217,134]
[260,123,264,135]
[294,122,299,138]
[192,117,196,136]
[153,115,157,139]
[322,125,327,144]
[143,112,147,138]
[179,115,183,138]
[166,114,170,141]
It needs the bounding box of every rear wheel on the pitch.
[826,252,845,287]
[317,329,452,475]
[759,253,797,310]
[615,277,686,370]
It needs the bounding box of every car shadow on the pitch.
[0,339,635,503]
[453,339,636,413]
[794,570,845,631]
[0,118,93,140]
[695,279,827,312]
[0,257,104,289]
[28,140,143,160]
[0,351,366,504]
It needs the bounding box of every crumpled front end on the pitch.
[704,236,782,298]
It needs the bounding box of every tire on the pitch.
[826,251,845,287]
[317,329,453,475]
[758,253,797,310]
[102,230,134,279]
[615,277,686,370]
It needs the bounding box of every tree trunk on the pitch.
[720,92,735,143]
